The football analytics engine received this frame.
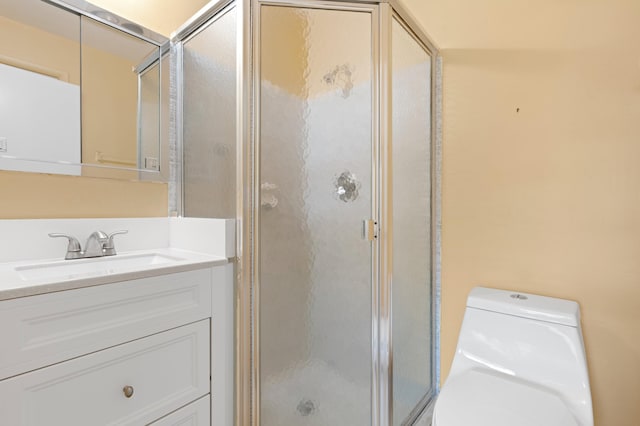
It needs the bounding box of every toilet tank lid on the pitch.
[468,287,580,327]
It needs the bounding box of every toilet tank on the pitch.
[449,287,593,426]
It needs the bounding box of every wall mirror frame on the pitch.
[0,0,170,181]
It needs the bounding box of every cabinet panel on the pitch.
[151,395,211,426]
[0,320,210,426]
[0,269,212,380]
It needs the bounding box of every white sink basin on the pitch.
[15,253,186,281]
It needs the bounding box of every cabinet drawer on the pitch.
[151,395,210,426]
[0,268,212,380]
[0,320,210,426]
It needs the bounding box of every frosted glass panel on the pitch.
[259,5,373,425]
[391,18,433,425]
[183,8,237,218]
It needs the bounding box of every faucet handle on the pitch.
[104,230,128,256]
[48,233,83,260]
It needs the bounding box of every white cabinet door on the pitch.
[151,395,210,426]
[0,321,210,426]
[0,268,212,380]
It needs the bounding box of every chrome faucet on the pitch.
[103,230,128,256]
[83,231,109,258]
[49,230,128,260]
[48,233,83,260]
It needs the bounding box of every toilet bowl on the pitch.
[433,287,593,426]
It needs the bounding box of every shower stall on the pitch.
[172,0,440,424]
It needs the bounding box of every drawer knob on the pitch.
[122,385,134,398]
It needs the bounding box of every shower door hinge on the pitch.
[363,219,378,241]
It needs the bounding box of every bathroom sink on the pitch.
[15,253,186,281]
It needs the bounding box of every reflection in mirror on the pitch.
[0,0,168,180]
[80,16,159,172]
[0,0,81,174]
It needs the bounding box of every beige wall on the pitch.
[0,1,208,219]
[402,0,640,424]
[0,171,167,218]
[438,48,640,426]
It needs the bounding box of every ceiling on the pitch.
[87,0,210,37]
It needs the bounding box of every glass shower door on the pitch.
[258,4,374,425]
[390,17,434,425]
[182,7,237,218]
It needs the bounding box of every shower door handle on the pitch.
[363,219,377,241]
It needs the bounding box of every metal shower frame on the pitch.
[171,0,441,424]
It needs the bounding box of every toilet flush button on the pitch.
[0,137,7,152]
[510,293,528,300]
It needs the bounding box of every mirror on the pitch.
[0,0,169,179]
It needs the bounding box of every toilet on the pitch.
[433,287,593,426]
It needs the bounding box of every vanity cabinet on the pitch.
[150,396,211,426]
[0,265,233,426]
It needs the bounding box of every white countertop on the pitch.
[0,248,229,301]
